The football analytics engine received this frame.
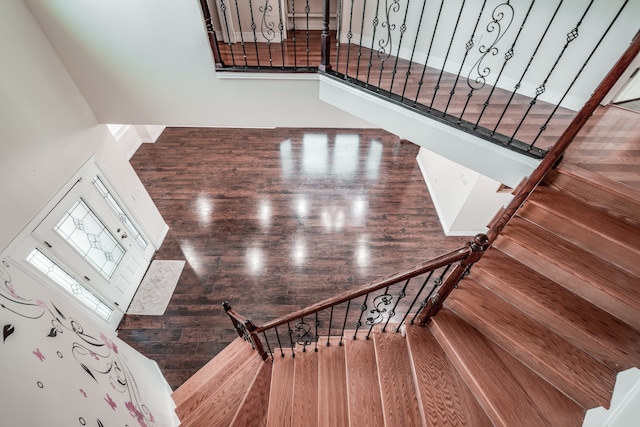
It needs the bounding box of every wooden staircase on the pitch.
[171,162,640,426]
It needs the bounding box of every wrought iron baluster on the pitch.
[335,0,344,70]
[388,0,410,94]
[410,264,452,324]
[355,0,369,78]
[365,0,382,87]
[305,0,311,67]
[277,0,286,68]
[291,0,298,67]
[382,279,410,332]
[314,312,319,352]
[492,0,564,136]
[376,0,401,91]
[509,0,594,145]
[353,294,369,339]
[530,0,629,149]
[429,0,467,110]
[262,331,273,359]
[287,322,295,357]
[473,0,535,128]
[326,306,334,345]
[247,0,262,67]
[339,300,351,346]
[232,0,249,67]
[294,316,314,352]
[396,271,435,332]
[400,0,428,101]
[259,0,276,67]
[414,0,445,106]
[274,325,285,357]
[444,0,488,116]
[365,286,393,339]
[219,0,238,66]
[343,0,356,77]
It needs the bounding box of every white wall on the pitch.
[24,0,374,128]
[0,256,178,426]
[417,148,513,236]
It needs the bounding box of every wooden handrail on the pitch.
[223,301,268,360]
[252,246,470,333]
[487,30,640,243]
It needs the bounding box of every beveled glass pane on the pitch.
[27,249,113,320]
[54,199,125,279]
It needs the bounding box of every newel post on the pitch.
[415,234,489,325]
[223,301,268,361]
[318,0,332,72]
[199,0,224,68]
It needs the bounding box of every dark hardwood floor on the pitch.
[121,128,469,389]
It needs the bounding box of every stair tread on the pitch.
[495,216,640,329]
[344,337,385,427]
[545,164,640,227]
[446,278,615,409]
[405,324,492,426]
[230,359,272,427]
[181,352,264,427]
[431,310,583,426]
[172,337,251,408]
[265,351,295,427]
[472,249,640,371]
[317,337,349,426]
[523,187,640,276]
[292,347,318,427]
[374,330,424,427]
[174,339,257,419]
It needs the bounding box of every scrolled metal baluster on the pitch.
[492,0,564,137]
[400,0,428,101]
[314,312,319,352]
[376,0,401,91]
[365,286,393,339]
[231,0,249,67]
[259,0,276,67]
[388,0,410,94]
[274,325,285,357]
[473,0,535,128]
[294,316,314,352]
[396,271,435,332]
[339,300,351,346]
[414,0,445,106]
[365,0,382,87]
[530,0,629,149]
[429,0,467,110]
[509,0,594,145]
[326,306,334,346]
[287,322,295,357]
[382,278,410,332]
[444,0,488,116]
[353,294,369,339]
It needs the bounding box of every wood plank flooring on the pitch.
[122,127,468,389]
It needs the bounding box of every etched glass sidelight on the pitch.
[54,198,125,279]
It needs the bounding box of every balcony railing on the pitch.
[200,0,634,159]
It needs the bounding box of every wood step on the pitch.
[230,360,273,427]
[174,339,257,419]
[344,336,384,427]
[373,330,424,426]
[545,163,640,227]
[494,216,640,330]
[446,278,615,409]
[265,351,295,427]
[180,352,264,427]
[292,347,318,427]
[172,337,252,408]
[431,310,585,427]
[404,324,492,426]
[522,186,640,277]
[472,249,640,372]
[317,337,349,426]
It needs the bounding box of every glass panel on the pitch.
[54,199,125,279]
[27,249,113,320]
[91,176,148,250]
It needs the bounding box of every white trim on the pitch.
[215,72,320,80]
